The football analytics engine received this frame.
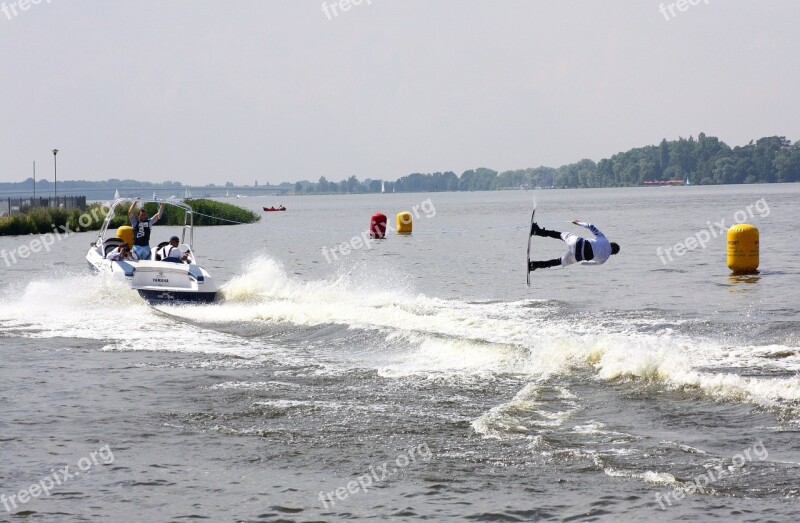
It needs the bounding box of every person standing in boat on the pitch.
[128,198,165,261]
[528,219,620,270]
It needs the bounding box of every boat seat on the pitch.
[154,241,170,261]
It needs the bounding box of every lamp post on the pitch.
[52,149,58,206]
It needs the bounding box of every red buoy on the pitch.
[370,213,387,239]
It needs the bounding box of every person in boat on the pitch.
[128,198,165,261]
[158,236,189,262]
[529,219,620,270]
[105,243,138,261]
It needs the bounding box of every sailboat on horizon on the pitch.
[381,181,386,194]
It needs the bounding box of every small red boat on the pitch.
[263,206,287,212]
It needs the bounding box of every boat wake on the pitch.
[2,257,799,422]
[164,258,800,419]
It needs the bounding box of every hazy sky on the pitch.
[1,1,799,185]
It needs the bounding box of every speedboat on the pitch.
[263,205,286,212]
[86,198,221,303]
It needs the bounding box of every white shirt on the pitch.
[105,246,138,261]
[159,244,184,260]
[561,222,612,266]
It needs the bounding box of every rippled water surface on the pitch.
[1,185,799,521]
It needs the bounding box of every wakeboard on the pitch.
[526,204,536,286]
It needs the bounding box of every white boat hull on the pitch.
[86,248,220,304]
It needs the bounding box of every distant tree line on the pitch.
[292,134,800,193]
[4,134,798,196]
[586,134,800,187]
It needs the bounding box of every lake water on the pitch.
[1,185,799,521]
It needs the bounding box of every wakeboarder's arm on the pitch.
[572,220,604,239]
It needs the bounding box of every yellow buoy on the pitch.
[396,211,412,235]
[116,225,134,247]
[727,224,759,274]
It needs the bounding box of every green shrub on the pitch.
[139,199,259,226]
[0,199,257,237]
